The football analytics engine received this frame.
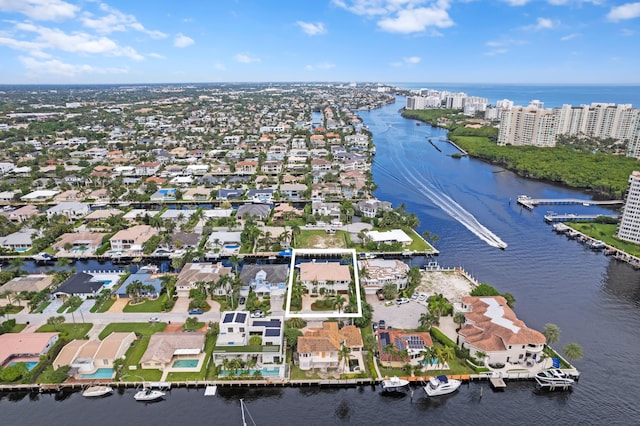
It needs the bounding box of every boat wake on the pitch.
[375,145,507,249]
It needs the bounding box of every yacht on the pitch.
[535,370,575,386]
[423,375,462,397]
[82,385,113,398]
[380,376,410,392]
[134,387,165,402]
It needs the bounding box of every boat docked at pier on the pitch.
[534,369,575,389]
[423,375,461,397]
[82,385,113,398]
[380,376,410,392]
[134,387,165,402]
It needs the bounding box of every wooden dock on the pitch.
[489,377,507,390]
[517,195,622,210]
[543,213,618,223]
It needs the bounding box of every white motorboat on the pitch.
[423,375,462,397]
[32,252,55,262]
[535,370,575,386]
[134,387,165,402]
[380,376,410,391]
[82,385,113,398]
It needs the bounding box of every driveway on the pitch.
[42,299,63,315]
[171,295,190,313]
[367,294,427,330]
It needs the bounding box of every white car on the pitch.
[149,317,160,323]
[250,310,264,318]
[396,297,410,305]
[418,293,428,302]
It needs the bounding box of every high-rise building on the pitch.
[497,107,556,147]
[616,171,640,244]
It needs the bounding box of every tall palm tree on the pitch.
[543,323,561,345]
[338,344,352,372]
[453,312,466,331]
[333,293,347,314]
[563,343,583,362]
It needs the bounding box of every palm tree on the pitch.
[453,312,466,331]
[543,323,561,345]
[441,346,455,368]
[333,293,347,314]
[475,351,487,366]
[421,346,436,368]
[221,358,230,375]
[418,310,439,330]
[562,343,583,362]
[290,224,301,247]
[338,344,352,373]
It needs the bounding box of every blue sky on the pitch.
[0,0,639,84]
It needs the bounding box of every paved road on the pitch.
[11,310,222,330]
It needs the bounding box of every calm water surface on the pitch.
[3,95,640,425]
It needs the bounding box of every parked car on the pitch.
[372,322,378,332]
[411,292,419,300]
[396,297,410,305]
[376,291,385,301]
[149,317,160,323]
[188,308,203,315]
[378,320,386,330]
[239,296,246,305]
[418,293,428,302]
[250,310,264,318]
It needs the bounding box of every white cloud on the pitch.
[214,62,226,71]
[174,33,194,48]
[332,0,453,34]
[19,56,127,77]
[620,28,636,36]
[390,61,403,67]
[378,6,453,33]
[523,17,555,31]
[12,22,144,60]
[0,0,78,21]
[81,3,168,39]
[607,3,640,21]
[485,48,508,56]
[296,21,327,36]
[306,62,336,71]
[560,33,580,40]
[485,39,527,47]
[502,0,530,5]
[148,52,166,59]
[403,56,421,63]
[305,64,314,71]
[234,53,260,63]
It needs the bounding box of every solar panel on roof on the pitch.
[394,337,405,350]
[223,313,234,323]
[265,329,280,337]
[236,313,247,322]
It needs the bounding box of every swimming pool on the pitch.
[9,361,38,371]
[219,367,280,377]
[79,368,114,379]
[172,359,199,368]
[224,244,240,250]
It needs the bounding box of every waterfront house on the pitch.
[175,262,233,295]
[456,296,546,366]
[279,183,307,201]
[140,332,206,371]
[109,225,157,255]
[213,311,285,378]
[217,188,244,200]
[20,190,60,202]
[53,272,108,299]
[235,160,258,175]
[365,229,413,246]
[356,199,392,218]
[206,231,242,250]
[116,272,163,299]
[296,322,363,372]
[239,264,289,297]
[53,332,136,374]
[0,332,59,368]
[0,274,53,295]
[53,231,107,256]
[298,261,352,295]
[377,329,434,368]
[46,202,91,221]
[236,204,271,220]
[246,188,274,204]
[1,205,41,222]
[358,259,409,294]
[0,228,35,252]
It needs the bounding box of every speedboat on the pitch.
[380,376,410,392]
[134,387,165,402]
[32,252,55,262]
[535,370,574,385]
[423,375,462,397]
[82,385,113,398]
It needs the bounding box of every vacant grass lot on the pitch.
[36,323,93,340]
[296,230,348,249]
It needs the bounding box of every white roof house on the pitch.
[366,229,413,245]
[21,190,60,201]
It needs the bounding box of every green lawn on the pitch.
[120,368,163,382]
[8,323,27,333]
[570,223,640,257]
[296,230,348,249]
[98,322,166,339]
[122,294,168,313]
[4,305,24,314]
[32,301,51,314]
[36,323,93,340]
[91,296,117,313]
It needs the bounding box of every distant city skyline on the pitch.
[0,0,639,85]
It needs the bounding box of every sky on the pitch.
[0,0,639,85]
